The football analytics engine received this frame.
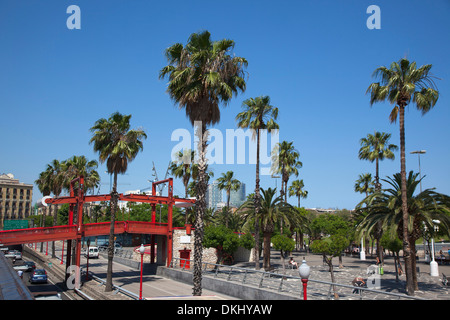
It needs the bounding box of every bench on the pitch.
[436,255,450,265]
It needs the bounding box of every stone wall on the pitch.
[172,229,217,266]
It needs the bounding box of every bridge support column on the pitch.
[65,239,72,282]
[151,235,156,264]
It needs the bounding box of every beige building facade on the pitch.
[0,173,33,229]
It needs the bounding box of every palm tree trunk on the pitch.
[226,190,231,228]
[184,182,189,225]
[253,128,261,270]
[411,239,419,291]
[375,158,381,191]
[399,104,414,296]
[40,207,47,253]
[52,203,58,258]
[193,123,208,296]
[263,231,271,271]
[105,172,118,292]
[394,253,399,282]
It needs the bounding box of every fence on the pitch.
[170,257,426,300]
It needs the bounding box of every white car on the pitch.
[6,250,22,260]
[84,247,99,259]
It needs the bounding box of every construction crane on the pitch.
[138,161,171,222]
[147,161,171,195]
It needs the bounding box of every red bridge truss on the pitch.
[0,176,195,288]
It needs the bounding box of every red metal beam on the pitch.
[126,221,169,235]
[83,222,127,237]
[44,193,195,206]
[0,221,173,246]
[0,225,78,245]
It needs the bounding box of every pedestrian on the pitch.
[352,276,365,294]
[289,257,298,269]
[17,270,23,279]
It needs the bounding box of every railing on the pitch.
[170,257,426,300]
[74,288,94,300]
[86,271,139,300]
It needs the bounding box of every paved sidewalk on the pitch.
[235,250,450,300]
[115,246,450,300]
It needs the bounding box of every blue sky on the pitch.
[0,0,449,210]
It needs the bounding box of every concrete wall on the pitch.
[157,266,298,300]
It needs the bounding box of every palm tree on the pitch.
[238,187,295,270]
[272,141,302,203]
[160,31,247,296]
[216,171,241,227]
[89,112,147,292]
[288,179,308,207]
[367,58,439,295]
[236,95,278,269]
[44,159,65,258]
[356,171,450,291]
[354,173,375,197]
[358,131,398,191]
[170,149,197,225]
[35,168,52,253]
[354,172,385,263]
[62,156,100,194]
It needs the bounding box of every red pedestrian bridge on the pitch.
[0,176,195,288]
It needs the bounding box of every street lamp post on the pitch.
[139,244,145,300]
[430,220,440,277]
[298,257,310,300]
[410,150,426,192]
[61,240,64,264]
[360,237,366,260]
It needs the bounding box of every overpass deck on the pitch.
[0,221,169,246]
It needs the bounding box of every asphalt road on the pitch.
[35,242,238,300]
[12,258,71,300]
[82,252,238,299]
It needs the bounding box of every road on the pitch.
[30,242,238,300]
[82,251,238,299]
[12,259,71,300]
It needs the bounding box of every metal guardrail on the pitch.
[170,257,426,300]
[74,288,94,300]
[87,272,139,300]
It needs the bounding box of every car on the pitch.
[29,269,48,284]
[24,261,36,272]
[14,261,35,272]
[84,246,99,258]
[99,242,122,252]
[5,250,22,260]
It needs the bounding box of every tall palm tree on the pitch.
[216,171,241,228]
[56,156,100,269]
[272,141,302,203]
[35,168,52,252]
[43,159,65,258]
[288,179,308,208]
[354,173,375,197]
[62,155,100,194]
[367,58,439,295]
[90,112,147,292]
[236,95,278,269]
[160,31,247,296]
[356,171,450,291]
[358,131,398,191]
[239,187,295,270]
